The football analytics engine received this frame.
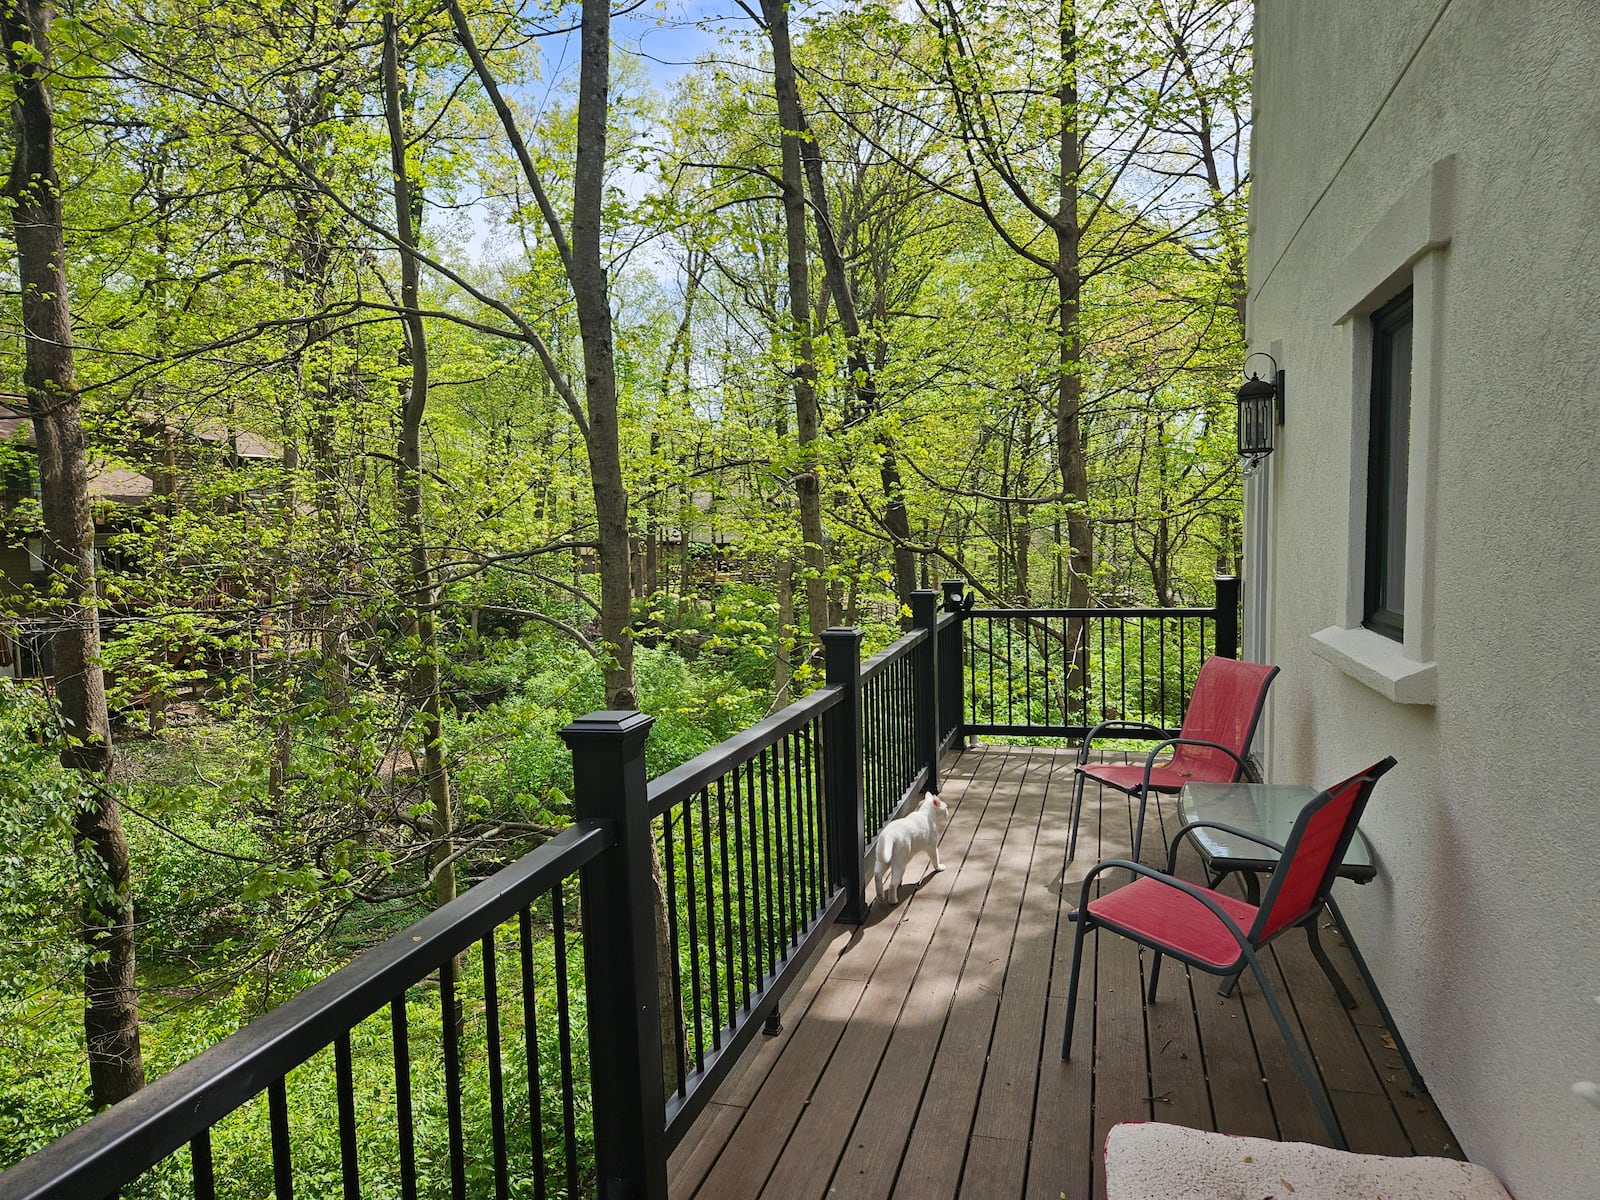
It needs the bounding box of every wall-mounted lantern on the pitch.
[1237,352,1284,463]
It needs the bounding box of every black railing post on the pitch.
[561,710,668,1200]
[1214,575,1241,659]
[822,627,867,925]
[911,590,940,794]
[942,579,967,746]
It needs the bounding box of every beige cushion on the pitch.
[1104,1122,1512,1200]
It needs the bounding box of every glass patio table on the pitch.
[1176,781,1375,904]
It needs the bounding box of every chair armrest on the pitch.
[1074,859,1254,954]
[1139,737,1252,792]
[1167,819,1287,874]
[1076,720,1168,765]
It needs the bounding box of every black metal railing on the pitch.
[647,682,842,1141]
[0,579,1240,1200]
[960,576,1240,741]
[0,823,607,1200]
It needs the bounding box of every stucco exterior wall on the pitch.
[1246,2,1600,1195]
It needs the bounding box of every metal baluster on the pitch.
[551,885,581,1200]
[441,960,466,1200]
[760,746,779,977]
[661,814,687,1097]
[682,795,705,1071]
[969,616,978,730]
[1177,615,1188,723]
[718,774,738,1023]
[391,996,418,1200]
[334,1033,360,1200]
[1023,614,1034,726]
[986,616,995,726]
[806,729,819,915]
[190,1130,216,1200]
[785,730,803,940]
[268,1077,293,1200]
[807,719,826,913]
[735,762,753,1012]
[895,657,906,799]
[517,908,548,1200]
[872,674,883,826]
[1043,613,1054,730]
[767,743,788,960]
[482,933,510,1200]
[700,784,722,1048]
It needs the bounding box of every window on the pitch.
[1363,289,1413,641]
[1310,157,1449,704]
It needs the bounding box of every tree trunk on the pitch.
[573,0,636,709]
[784,73,917,617]
[4,0,144,1109]
[383,14,454,914]
[1055,0,1092,687]
[761,0,829,647]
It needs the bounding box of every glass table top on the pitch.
[1177,781,1373,875]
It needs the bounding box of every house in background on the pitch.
[0,402,280,685]
[1243,2,1600,1195]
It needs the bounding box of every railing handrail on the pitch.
[646,684,844,817]
[859,625,926,685]
[0,821,612,1200]
[964,604,1216,619]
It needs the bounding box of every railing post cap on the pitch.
[559,709,656,751]
[820,626,864,644]
[941,579,966,607]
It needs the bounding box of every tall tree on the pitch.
[382,9,455,912]
[3,0,144,1108]
[756,0,830,648]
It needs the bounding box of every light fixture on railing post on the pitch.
[1236,352,1284,467]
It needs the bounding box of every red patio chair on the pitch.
[1059,756,1398,1151]
[1069,655,1279,861]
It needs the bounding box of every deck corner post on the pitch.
[1214,575,1241,659]
[910,590,940,794]
[561,710,669,1200]
[822,627,867,925]
[941,579,967,747]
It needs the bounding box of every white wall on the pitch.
[1248,2,1600,1195]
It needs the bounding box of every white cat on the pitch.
[873,793,948,906]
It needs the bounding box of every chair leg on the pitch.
[1147,951,1164,1002]
[1326,898,1427,1092]
[1068,769,1088,860]
[1245,952,1346,1150]
[1131,787,1149,862]
[1303,913,1358,1010]
[1060,913,1091,1060]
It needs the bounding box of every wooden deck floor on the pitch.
[667,745,1462,1200]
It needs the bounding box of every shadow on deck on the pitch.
[668,746,1461,1200]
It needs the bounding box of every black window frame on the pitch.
[1363,288,1413,642]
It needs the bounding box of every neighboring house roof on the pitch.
[190,421,280,461]
[86,463,155,506]
[0,409,32,445]
[2,405,153,509]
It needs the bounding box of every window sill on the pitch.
[1309,625,1437,705]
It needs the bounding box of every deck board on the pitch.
[673,746,1464,1200]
